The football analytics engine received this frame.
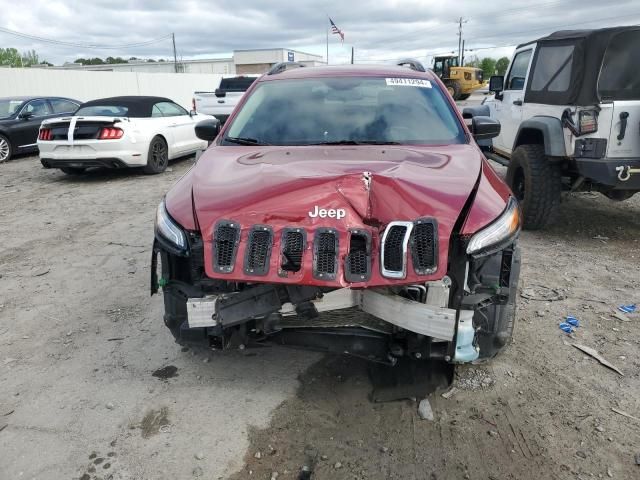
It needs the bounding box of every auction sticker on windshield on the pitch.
[385,78,432,88]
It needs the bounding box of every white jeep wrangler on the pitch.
[478,26,640,229]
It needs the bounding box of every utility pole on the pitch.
[351,46,354,64]
[461,39,465,66]
[457,17,467,66]
[172,32,178,73]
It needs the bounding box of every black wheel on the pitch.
[445,81,462,100]
[458,93,471,100]
[506,144,561,230]
[144,136,168,174]
[0,134,12,163]
[60,167,86,175]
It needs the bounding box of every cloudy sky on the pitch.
[1,0,639,66]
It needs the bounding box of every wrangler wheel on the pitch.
[144,136,169,174]
[506,144,561,230]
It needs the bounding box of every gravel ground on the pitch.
[1,149,639,480]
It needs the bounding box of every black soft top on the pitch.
[520,26,640,105]
[77,96,173,117]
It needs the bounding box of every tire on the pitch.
[458,93,471,100]
[60,167,86,175]
[0,134,12,163]
[506,144,561,230]
[144,136,169,174]
[445,81,462,100]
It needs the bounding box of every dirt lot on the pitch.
[1,151,639,480]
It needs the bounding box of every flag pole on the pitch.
[326,26,329,65]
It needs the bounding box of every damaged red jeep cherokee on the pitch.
[151,61,521,367]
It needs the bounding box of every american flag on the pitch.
[329,18,344,43]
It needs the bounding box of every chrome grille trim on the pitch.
[380,221,413,279]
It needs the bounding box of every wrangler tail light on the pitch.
[578,110,598,135]
[39,128,52,141]
[98,127,124,140]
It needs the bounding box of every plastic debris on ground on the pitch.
[559,323,574,334]
[617,304,637,314]
[566,316,580,327]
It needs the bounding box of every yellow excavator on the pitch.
[432,54,485,100]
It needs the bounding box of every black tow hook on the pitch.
[617,111,629,141]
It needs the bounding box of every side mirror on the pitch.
[462,105,490,120]
[471,116,501,140]
[189,110,197,117]
[489,76,504,93]
[195,118,221,142]
[19,112,33,120]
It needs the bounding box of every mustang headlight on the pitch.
[466,197,520,256]
[155,199,187,250]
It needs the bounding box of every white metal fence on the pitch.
[0,69,224,110]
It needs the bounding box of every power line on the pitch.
[0,26,172,50]
[375,0,572,46]
[359,12,640,63]
[465,13,640,44]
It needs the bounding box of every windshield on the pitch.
[599,30,640,101]
[0,99,25,119]
[224,77,466,146]
[75,105,129,116]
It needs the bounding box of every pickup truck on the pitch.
[192,75,258,125]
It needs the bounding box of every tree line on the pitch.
[465,56,511,79]
[73,56,168,65]
[0,48,51,67]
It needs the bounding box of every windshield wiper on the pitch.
[224,136,269,146]
[309,140,401,145]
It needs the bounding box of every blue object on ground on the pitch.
[559,322,574,334]
[566,316,580,327]
[618,304,637,314]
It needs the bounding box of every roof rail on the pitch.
[267,62,307,75]
[396,59,426,72]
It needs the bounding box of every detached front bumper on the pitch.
[576,157,640,189]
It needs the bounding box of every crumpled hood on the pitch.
[168,144,485,286]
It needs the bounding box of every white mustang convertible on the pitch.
[38,96,213,174]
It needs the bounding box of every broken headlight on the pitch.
[155,199,187,251]
[466,197,520,257]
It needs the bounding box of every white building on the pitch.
[41,48,325,75]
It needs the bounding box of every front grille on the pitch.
[244,226,273,276]
[411,220,437,274]
[345,230,371,282]
[381,222,413,278]
[280,229,305,273]
[313,229,338,280]
[213,221,240,273]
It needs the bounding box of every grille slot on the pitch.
[313,229,338,280]
[244,226,273,276]
[345,230,371,282]
[381,221,413,278]
[280,229,305,273]
[411,219,438,274]
[213,221,240,273]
